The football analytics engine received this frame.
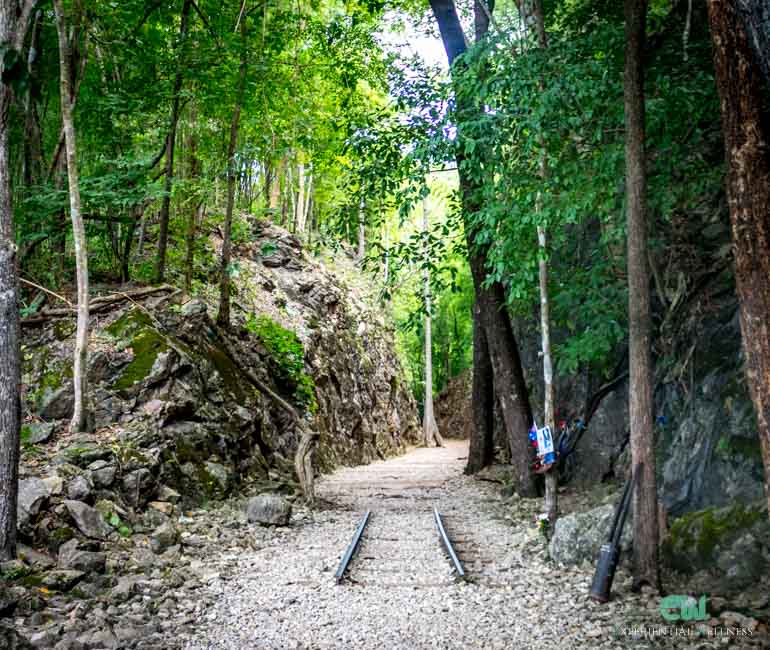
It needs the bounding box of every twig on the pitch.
[20,278,73,308]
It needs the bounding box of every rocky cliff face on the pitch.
[19,220,419,539]
[441,222,764,519]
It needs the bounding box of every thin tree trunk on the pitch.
[155,0,192,283]
[0,0,36,562]
[302,171,313,232]
[287,161,296,232]
[357,196,366,262]
[624,0,660,591]
[217,16,248,328]
[295,160,306,233]
[382,222,390,285]
[538,227,557,523]
[528,0,558,525]
[707,0,770,518]
[422,195,443,447]
[54,0,90,434]
[271,154,284,215]
[22,9,43,188]
[185,104,200,294]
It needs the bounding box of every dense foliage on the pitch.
[9,0,726,405]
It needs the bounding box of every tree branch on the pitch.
[14,0,39,50]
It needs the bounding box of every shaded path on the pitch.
[182,442,709,650]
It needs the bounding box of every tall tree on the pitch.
[430,0,536,494]
[524,0,558,525]
[0,0,36,562]
[184,103,201,295]
[422,195,443,447]
[707,0,770,518]
[54,0,89,433]
[217,13,248,328]
[155,0,192,283]
[624,0,660,590]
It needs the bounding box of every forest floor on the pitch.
[179,441,750,650]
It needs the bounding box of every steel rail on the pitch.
[433,507,466,579]
[334,510,371,584]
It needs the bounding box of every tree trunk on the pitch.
[295,160,306,233]
[707,0,770,518]
[527,0,558,525]
[22,10,43,188]
[357,196,366,262]
[382,221,390,286]
[0,0,36,562]
[422,196,443,447]
[538,227,558,523]
[217,16,248,328]
[735,0,770,87]
[466,302,495,473]
[54,0,90,434]
[470,252,535,495]
[271,154,284,216]
[185,104,200,294]
[430,0,535,494]
[302,172,313,232]
[155,0,192,283]
[624,0,660,591]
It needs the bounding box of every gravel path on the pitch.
[181,442,753,650]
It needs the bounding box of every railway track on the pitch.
[333,507,468,586]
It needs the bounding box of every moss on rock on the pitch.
[245,314,317,412]
[662,502,766,573]
[107,310,171,391]
[111,330,169,390]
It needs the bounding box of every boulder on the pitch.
[180,299,207,317]
[122,468,154,507]
[87,460,116,488]
[111,575,139,602]
[246,494,292,526]
[17,478,51,528]
[0,624,33,650]
[59,437,112,468]
[17,546,56,571]
[156,485,181,504]
[662,502,769,592]
[149,522,179,554]
[57,539,106,574]
[83,630,118,650]
[66,475,92,501]
[42,475,63,496]
[24,422,55,445]
[148,501,174,517]
[38,385,74,421]
[0,592,18,617]
[716,532,766,591]
[203,461,230,496]
[549,501,633,566]
[41,569,85,591]
[63,500,112,540]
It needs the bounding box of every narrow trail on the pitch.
[180,442,686,650]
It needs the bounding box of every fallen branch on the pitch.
[209,324,319,503]
[20,278,73,308]
[21,284,176,325]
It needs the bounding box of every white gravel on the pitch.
[181,442,758,650]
